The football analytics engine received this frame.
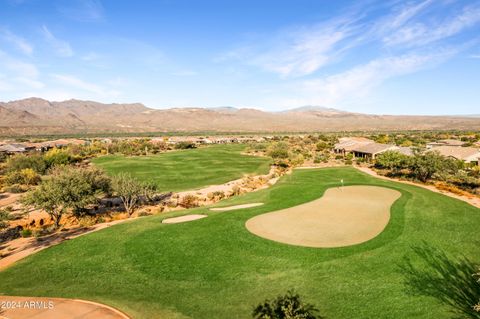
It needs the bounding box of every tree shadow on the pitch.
[399,244,480,318]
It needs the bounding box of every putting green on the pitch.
[245,186,401,248]
[0,167,479,319]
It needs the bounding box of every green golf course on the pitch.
[92,144,272,192]
[0,167,479,319]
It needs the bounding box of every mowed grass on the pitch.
[0,167,479,318]
[92,144,271,192]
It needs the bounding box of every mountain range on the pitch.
[1,98,479,135]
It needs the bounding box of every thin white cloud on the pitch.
[14,77,44,89]
[0,50,39,78]
[219,1,436,79]
[384,3,480,47]
[470,54,480,59]
[50,74,122,98]
[51,74,103,94]
[0,50,44,90]
[287,50,457,108]
[221,0,479,83]
[41,25,74,57]
[222,17,356,78]
[0,28,33,55]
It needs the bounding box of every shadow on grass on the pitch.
[399,244,480,318]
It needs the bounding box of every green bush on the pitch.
[252,290,322,319]
[44,148,74,167]
[21,229,32,238]
[175,142,197,149]
[267,142,290,159]
[6,154,47,174]
[4,168,41,186]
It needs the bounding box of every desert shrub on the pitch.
[78,215,97,227]
[175,142,197,149]
[314,153,330,163]
[21,228,32,238]
[6,154,47,174]
[267,142,290,159]
[252,290,322,319]
[44,148,74,167]
[248,143,268,152]
[137,211,151,217]
[4,184,27,193]
[289,154,304,166]
[0,209,13,229]
[315,141,328,151]
[180,194,198,208]
[4,168,41,186]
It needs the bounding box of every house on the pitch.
[334,137,374,155]
[0,143,36,154]
[334,137,413,160]
[426,139,465,149]
[350,143,399,160]
[431,146,480,165]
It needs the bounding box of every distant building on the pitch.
[334,137,374,155]
[431,146,480,165]
[426,139,465,149]
[350,143,398,160]
[334,137,414,160]
[0,143,35,154]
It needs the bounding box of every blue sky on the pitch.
[0,0,479,114]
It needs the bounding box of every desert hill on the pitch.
[1,98,479,135]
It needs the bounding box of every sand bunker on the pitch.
[162,214,207,224]
[210,203,264,211]
[245,186,401,248]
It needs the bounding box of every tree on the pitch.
[375,151,410,173]
[252,290,323,319]
[411,151,457,183]
[111,173,146,216]
[21,167,109,228]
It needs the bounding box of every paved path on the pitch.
[0,296,129,319]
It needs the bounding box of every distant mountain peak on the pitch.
[284,105,346,113]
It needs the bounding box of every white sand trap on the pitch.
[210,203,264,211]
[162,214,207,224]
[245,186,401,248]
